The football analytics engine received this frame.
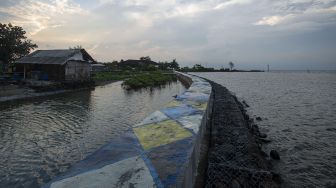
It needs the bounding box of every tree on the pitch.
[169,59,179,70]
[229,61,234,71]
[158,61,169,70]
[0,23,38,71]
[193,64,205,71]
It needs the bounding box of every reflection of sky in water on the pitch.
[0,81,186,188]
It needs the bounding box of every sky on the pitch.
[1,0,336,70]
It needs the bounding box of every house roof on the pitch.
[15,49,95,65]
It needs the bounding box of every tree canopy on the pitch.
[0,23,37,65]
[229,61,234,70]
[170,59,179,69]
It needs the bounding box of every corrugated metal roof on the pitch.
[15,49,93,65]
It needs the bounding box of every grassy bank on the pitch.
[92,71,130,81]
[123,72,176,89]
[92,71,177,89]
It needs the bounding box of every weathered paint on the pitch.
[134,119,193,150]
[165,99,181,108]
[187,101,208,110]
[160,104,199,120]
[43,72,212,188]
[188,85,212,94]
[134,111,169,127]
[177,114,203,134]
[146,137,194,187]
[176,91,210,102]
[50,156,155,188]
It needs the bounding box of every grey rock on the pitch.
[260,138,272,143]
[259,133,267,138]
[270,150,280,160]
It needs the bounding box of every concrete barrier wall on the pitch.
[42,72,213,188]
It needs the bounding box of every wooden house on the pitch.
[14,49,94,82]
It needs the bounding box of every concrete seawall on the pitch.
[42,73,280,188]
[43,72,212,188]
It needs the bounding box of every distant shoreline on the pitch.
[182,70,265,73]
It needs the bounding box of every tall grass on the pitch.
[92,72,130,81]
[92,71,176,89]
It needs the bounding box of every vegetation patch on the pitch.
[92,70,176,90]
[92,71,131,81]
[122,71,177,90]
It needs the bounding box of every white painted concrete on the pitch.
[177,114,203,133]
[50,156,155,188]
[134,110,169,127]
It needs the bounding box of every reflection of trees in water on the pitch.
[0,81,187,188]
[124,80,179,97]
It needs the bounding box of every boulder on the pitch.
[270,150,280,160]
[259,133,267,138]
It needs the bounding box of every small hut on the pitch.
[14,49,94,82]
[91,63,107,72]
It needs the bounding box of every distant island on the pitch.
[178,64,265,72]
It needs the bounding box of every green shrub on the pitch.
[123,71,176,89]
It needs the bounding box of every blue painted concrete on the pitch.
[42,72,212,188]
[160,104,200,120]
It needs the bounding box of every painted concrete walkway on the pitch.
[42,72,212,188]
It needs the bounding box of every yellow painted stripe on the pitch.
[165,100,181,107]
[134,119,192,150]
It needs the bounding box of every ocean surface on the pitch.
[0,81,186,188]
[195,71,336,188]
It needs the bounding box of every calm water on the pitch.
[0,81,186,188]
[196,71,336,188]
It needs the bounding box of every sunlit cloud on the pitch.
[254,2,336,27]
[255,15,289,26]
[0,0,85,35]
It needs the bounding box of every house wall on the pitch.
[65,61,91,81]
[41,64,65,81]
[14,64,65,81]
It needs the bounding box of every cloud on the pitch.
[255,0,336,27]
[0,0,85,35]
[214,0,252,10]
[255,15,290,26]
[1,0,336,69]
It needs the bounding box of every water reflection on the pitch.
[0,81,186,188]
